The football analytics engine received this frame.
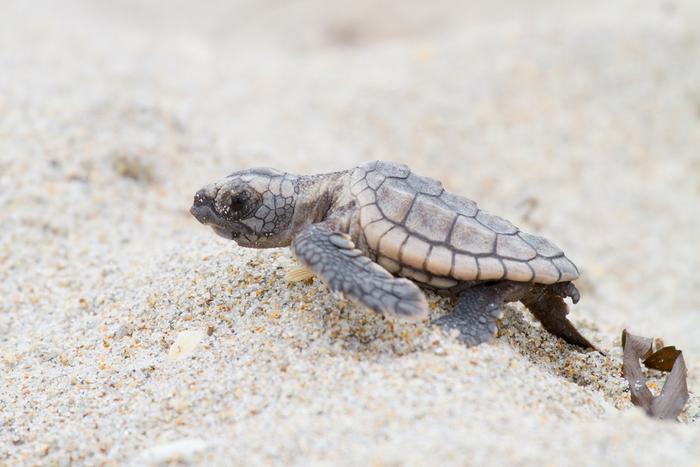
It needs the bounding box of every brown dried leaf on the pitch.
[644,346,681,372]
[620,330,663,360]
[622,331,656,410]
[621,329,689,420]
[650,353,689,420]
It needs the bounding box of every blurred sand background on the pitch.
[1,0,699,464]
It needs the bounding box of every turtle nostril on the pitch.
[193,189,210,207]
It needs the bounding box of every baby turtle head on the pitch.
[190,168,298,248]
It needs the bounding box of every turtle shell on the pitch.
[350,161,579,287]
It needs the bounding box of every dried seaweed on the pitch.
[621,329,689,420]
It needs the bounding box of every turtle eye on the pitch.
[229,193,246,212]
[217,189,255,219]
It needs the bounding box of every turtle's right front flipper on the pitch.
[292,223,428,322]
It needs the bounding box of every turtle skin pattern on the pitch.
[350,161,579,289]
[234,169,298,236]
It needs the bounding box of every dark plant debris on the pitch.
[621,329,689,420]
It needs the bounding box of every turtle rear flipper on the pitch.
[521,284,594,349]
[432,282,530,347]
[292,222,429,322]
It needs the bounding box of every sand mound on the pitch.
[1,0,698,464]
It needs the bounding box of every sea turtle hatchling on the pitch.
[190,161,593,348]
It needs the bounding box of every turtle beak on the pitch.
[190,205,212,224]
[190,190,254,241]
[190,186,257,244]
[190,189,216,224]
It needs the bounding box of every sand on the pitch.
[1,0,699,465]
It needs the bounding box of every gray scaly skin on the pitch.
[191,161,594,348]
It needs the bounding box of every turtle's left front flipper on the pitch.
[292,222,428,322]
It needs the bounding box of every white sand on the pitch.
[1,0,699,464]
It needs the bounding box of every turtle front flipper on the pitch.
[432,282,530,347]
[292,223,428,322]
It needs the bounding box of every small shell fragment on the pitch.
[168,330,204,360]
[140,438,209,464]
[286,265,316,282]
